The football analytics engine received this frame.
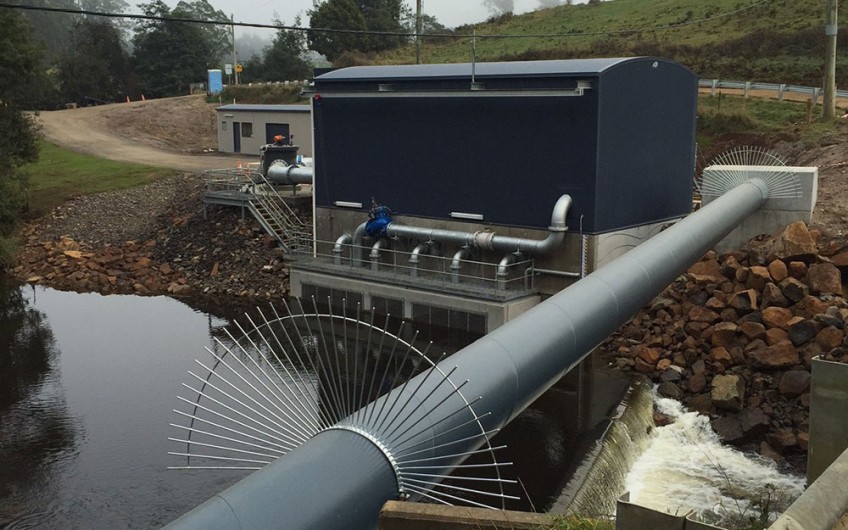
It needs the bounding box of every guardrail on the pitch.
[290,237,537,298]
[699,79,848,104]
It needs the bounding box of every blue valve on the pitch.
[365,200,394,238]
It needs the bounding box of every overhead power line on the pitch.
[0,0,772,40]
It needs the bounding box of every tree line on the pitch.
[3,0,430,107]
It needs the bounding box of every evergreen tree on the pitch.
[0,7,52,107]
[359,0,409,53]
[308,0,369,61]
[13,0,129,58]
[132,0,228,97]
[308,0,411,60]
[0,10,44,259]
[58,19,133,104]
[261,17,312,81]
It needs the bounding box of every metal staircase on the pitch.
[202,167,310,252]
[248,174,310,252]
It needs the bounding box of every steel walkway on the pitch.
[202,167,310,252]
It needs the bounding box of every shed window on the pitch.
[241,122,253,137]
[221,121,227,131]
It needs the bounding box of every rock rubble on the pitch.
[8,174,300,308]
[603,220,848,470]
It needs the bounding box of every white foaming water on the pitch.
[624,395,805,525]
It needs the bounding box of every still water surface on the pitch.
[0,281,245,529]
[0,281,621,528]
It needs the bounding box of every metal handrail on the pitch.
[290,237,535,295]
[251,172,309,233]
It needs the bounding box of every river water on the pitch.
[0,281,245,529]
[625,394,806,527]
[1,281,619,528]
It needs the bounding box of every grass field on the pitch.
[376,0,844,87]
[695,91,846,154]
[22,141,174,217]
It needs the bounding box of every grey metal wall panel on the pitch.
[313,94,597,230]
[808,358,848,484]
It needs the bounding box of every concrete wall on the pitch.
[378,501,555,530]
[217,107,312,157]
[701,166,818,253]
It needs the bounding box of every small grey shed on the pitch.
[216,104,312,156]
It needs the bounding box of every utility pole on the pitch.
[823,0,838,119]
[231,14,239,85]
[416,0,422,64]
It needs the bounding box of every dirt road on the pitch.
[36,95,251,172]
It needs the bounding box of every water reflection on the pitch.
[0,282,58,406]
[0,282,243,529]
[0,281,78,527]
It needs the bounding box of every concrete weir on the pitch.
[550,378,655,517]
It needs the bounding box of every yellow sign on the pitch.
[236,64,244,73]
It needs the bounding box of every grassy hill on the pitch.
[377,0,846,87]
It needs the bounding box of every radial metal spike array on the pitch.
[697,145,802,199]
[169,298,516,509]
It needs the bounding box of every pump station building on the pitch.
[290,57,699,337]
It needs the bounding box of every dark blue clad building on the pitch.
[310,58,698,234]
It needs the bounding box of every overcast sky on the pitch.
[181,0,577,33]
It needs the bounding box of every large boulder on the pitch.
[747,266,771,291]
[768,259,789,282]
[770,221,817,262]
[712,415,744,444]
[749,340,799,369]
[766,428,799,454]
[794,296,830,319]
[712,374,745,411]
[807,263,843,295]
[689,306,721,324]
[831,251,848,269]
[740,321,766,341]
[816,326,844,350]
[788,319,820,346]
[779,370,811,397]
[711,322,739,348]
[739,407,771,440]
[779,277,810,303]
[761,283,790,308]
[688,260,728,284]
[729,289,758,314]
[762,307,794,329]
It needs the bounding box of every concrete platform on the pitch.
[378,501,556,530]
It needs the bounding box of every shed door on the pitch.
[233,122,241,152]
[265,123,290,144]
